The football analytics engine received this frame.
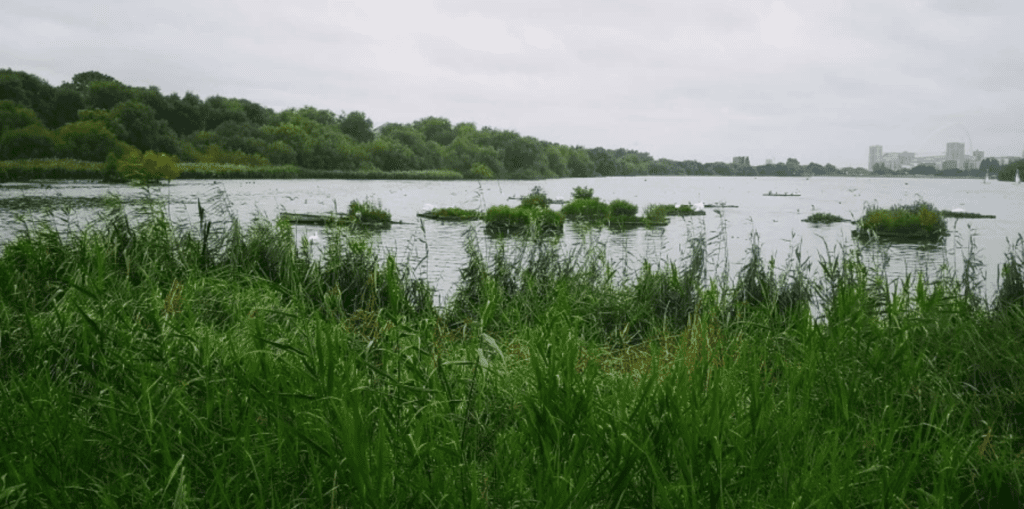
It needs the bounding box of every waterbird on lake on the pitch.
[306,232,321,244]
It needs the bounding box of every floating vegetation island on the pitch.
[853,200,948,241]
[941,210,996,219]
[648,204,707,217]
[280,198,395,227]
[416,207,482,221]
[802,212,847,224]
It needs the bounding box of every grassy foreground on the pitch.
[1,201,1023,507]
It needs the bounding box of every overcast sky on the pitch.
[3,0,1023,168]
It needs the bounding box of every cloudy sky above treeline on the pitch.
[3,0,1023,168]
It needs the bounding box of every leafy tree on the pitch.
[263,122,313,163]
[286,106,338,126]
[565,147,596,177]
[213,120,266,154]
[55,120,123,161]
[544,145,568,177]
[70,71,119,94]
[466,162,494,179]
[86,80,134,110]
[118,149,180,184]
[997,160,1023,182]
[51,85,84,127]
[503,136,543,176]
[413,116,456,146]
[78,108,127,139]
[111,100,179,153]
[237,98,275,125]
[339,111,374,143]
[0,99,41,135]
[370,137,418,172]
[0,124,56,159]
[908,164,936,176]
[165,92,205,135]
[380,124,441,169]
[202,96,247,130]
[264,140,298,165]
[0,69,55,123]
[979,157,1001,172]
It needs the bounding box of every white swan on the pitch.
[306,231,321,244]
[691,201,705,212]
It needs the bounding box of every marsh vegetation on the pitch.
[1,196,1023,506]
[853,200,949,241]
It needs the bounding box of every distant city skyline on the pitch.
[868,141,1023,172]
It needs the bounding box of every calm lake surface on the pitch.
[2,176,1022,305]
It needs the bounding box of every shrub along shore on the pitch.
[1,199,1023,507]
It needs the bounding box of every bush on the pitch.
[608,199,638,218]
[117,149,181,184]
[803,212,846,224]
[483,204,563,234]
[349,198,392,224]
[561,197,610,222]
[54,120,122,161]
[466,162,495,179]
[0,124,55,159]
[520,186,550,209]
[571,186,594,200]
[854,200,947,240]
[643,204,668,223]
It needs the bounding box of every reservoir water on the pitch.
[2,176,1021,306]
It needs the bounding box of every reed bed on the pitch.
[854,200,949,241]
[0,200,1022,507]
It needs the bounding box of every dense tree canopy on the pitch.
[0,67,880,178]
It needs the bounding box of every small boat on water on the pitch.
[764,191,801,197]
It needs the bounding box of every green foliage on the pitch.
[348,197,392,224]
[561,197,610,222]
[2,202,1024,506]
[642,203,668,223]
[184,143,270,166]
[802,212,847,224]
[55,120,123,161]
[117,149,181,184]
[608,198,638,218]
[997,160,1023,182]
[466,162,494,179]
[0,99,41,134]
[483,204,564,234]
[571,186,594,199]
[519,186,550,209]
[995,236,1024,312]
[417,207,481,220]
[0,124,56,159]
[854,200,948,240]
[339,111,374,143]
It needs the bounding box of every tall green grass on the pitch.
[854,200,949,241]
[0,200,1022,507]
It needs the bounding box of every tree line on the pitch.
[1,68,886,179]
